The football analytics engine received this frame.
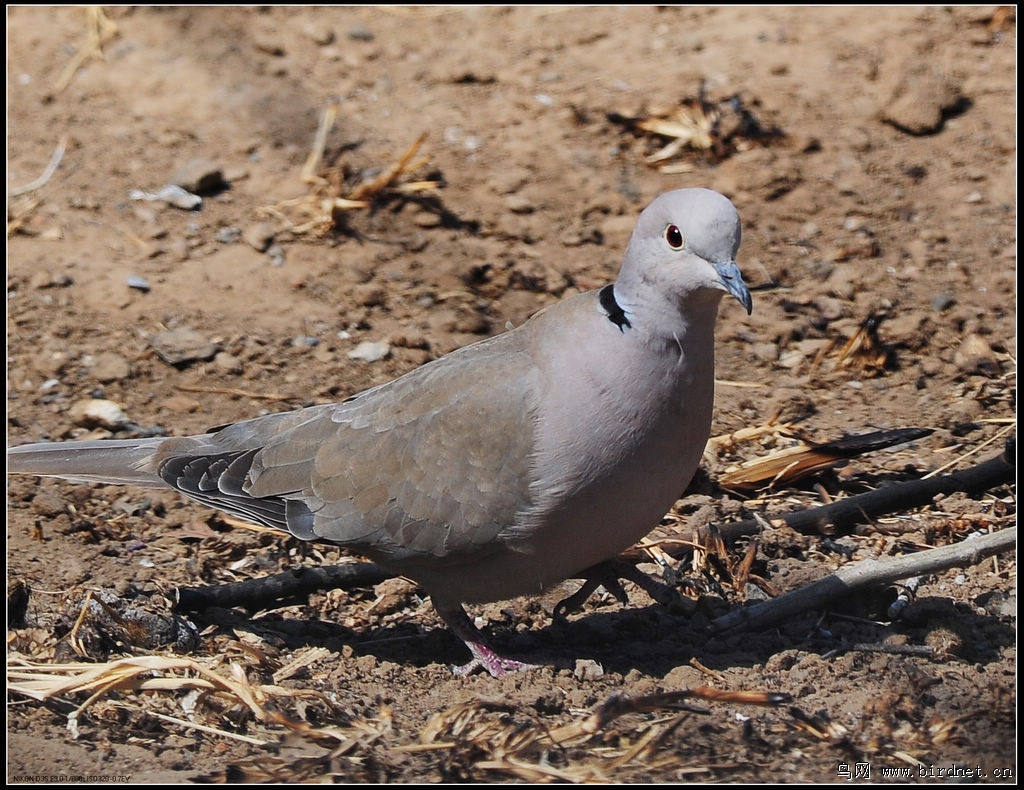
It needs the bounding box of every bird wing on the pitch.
[155,329,542,562]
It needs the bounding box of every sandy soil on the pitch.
[6,6,1016,784]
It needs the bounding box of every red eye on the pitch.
[665,224,684,249]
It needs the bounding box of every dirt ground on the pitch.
[5,6,1017,784]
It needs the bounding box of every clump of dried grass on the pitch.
[608,86,785,172]
[256,101,442,237]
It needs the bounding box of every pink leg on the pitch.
[436,604,540,678]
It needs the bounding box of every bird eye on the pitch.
[665,224,684,250]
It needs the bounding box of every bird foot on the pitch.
[554,559,694,619]
[438,603,541,678]
[452,643,541,678]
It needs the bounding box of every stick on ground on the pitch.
[711,526,1016,632]
[702,439,1015,547]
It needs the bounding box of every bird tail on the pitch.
[7,438,167,487]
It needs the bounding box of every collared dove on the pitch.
[8,187,752,677]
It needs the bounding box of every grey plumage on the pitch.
[8,188,752,676]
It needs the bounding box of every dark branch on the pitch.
[704,439,1015,547]
[175,562,391,615]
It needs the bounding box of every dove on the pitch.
[7,187,752,677]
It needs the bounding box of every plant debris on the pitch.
[719,427,934,492]
[608,85,785,171]
[257,101,443,236]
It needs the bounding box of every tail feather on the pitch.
[7,438,167,487]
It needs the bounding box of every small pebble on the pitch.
[777,349,805,369]
[150,328,219,366]
[880,63,963,135]
[88,352,131,383]
[29,271,73,289]
[505,194,536,214]
[354,284,388,307]
[160,394,202,414]
[30,491,66,517]
[304,23,335,46]
[213,351,243,374]
[243,221,276,252]
[68,398,130,430]
[751,342,779,363]
[126,274,151,292]
[267,244,286,266]
[129,184,202,210]
[171,159,226,194]
[573,659,604,681]
[954,334,999,376]
[348,23,374,41]
[813,295,844,322]
[215,227,242,244]
[348,340,391,362]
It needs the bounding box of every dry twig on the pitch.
[9,135,70,198]
[175,383,294,402]
[54,6,118,93]
[705,441,1014,546]
[257,103,441,236]
[712,526,1016,632]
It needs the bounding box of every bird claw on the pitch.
[554,559,694,618]
[439,603,542,678]
[553,570,629,620]
[451,653,541,678]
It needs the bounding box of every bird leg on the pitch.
[552,564,630,619]
[553,558,693,620]
[436,604,540,678]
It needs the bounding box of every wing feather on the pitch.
[152,330,541,562]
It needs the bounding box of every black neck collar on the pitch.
[599,284,631,332]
